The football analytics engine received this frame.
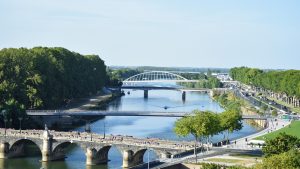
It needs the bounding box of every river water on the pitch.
[1,90,259,169]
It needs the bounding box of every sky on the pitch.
[0,0,299,69]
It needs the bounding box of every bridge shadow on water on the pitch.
[2,141,159,169]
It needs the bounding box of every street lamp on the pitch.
[4,118,7,137]
[147,148,154,169]
[103,119,106,139]
[9,118,12,128]
[18,117,23,133]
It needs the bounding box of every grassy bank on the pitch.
[255,120,300,140]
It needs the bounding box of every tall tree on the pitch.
[219,109,243,143]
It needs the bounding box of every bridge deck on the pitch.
[26,110,268,119]
[0,128,194,151]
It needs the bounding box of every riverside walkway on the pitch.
[0,127,195,168]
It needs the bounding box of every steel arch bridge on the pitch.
[122,71,198,85]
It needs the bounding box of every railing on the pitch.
[0,128,196,150]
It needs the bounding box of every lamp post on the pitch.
[103,119,106,139]
[9,118,12,129]
[18,117,23,133]
[147,148,152,169]
[4,118,7,137]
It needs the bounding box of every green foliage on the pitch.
[174,110,221,141]
[179,72,207,80]
[199,163,248,169]
[271,110,278,117]
[200,163,224,169]
[255,150,300,169]
[106,68,141,87]
[220,109,243,133]
[262,133,300,157]
[0,47,108,127]
[180,75,222,89]
[230,67,300,98]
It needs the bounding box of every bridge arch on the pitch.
[123,71,188,83]
[52,141,86,161]
[94,145,112,164]
[9,139,42,158]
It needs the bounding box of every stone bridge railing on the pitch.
[0,128,195,168]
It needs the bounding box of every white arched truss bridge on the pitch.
[122,71,198,86]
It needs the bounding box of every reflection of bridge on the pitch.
[26,110,268,120]
[122,71,200,99]
[0,128,194,168]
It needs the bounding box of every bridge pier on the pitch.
[144,90,148,99]
[85,146,111,165]
[41,125,53,162]
[86,147,96,165]
[122,150,133,168]
[182,91,186,101]
[160,152,171,159]
[0,142,9,159]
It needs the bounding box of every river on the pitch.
[1,90,259,169]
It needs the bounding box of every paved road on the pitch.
[26,110,268,119]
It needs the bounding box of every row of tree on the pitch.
[0,47,108,127]
[174,109,242,161]
[230,67,300,98]
[179,74,222,89]
[106,68,141,87]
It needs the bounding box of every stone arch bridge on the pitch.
[0,128,195,168]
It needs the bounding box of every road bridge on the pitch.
[26,110,268,120]
[0,127,195,168]
[121,71,203,100]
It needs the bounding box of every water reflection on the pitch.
[3,90,259,169]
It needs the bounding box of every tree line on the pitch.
[230,67,300,98]
[179,73,222,89]
[0,47,107,127]
[106,68,142,87]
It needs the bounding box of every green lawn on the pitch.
[205,158,244,163]
[229,153,263,159]
[256,120,300,140]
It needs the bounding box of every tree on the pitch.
[219,109,243,144]
[255,150,300,169]
[230,67,300,99]
[0,47,108,128]
[173,110,221,162]
[271,110,278,117]
[262,133,300,157]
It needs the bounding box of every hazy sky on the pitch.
[1,0,299,69]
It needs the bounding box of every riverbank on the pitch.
[66,89,124,111]
[29,89,124,130]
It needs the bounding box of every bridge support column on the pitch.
[86,147,95,166]
[144,90,148,99]
[122,150,133,168]
[182,91,186,101]
[160,152,171,159]
[42,125,53,162]
[0,142,9,159]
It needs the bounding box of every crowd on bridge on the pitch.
[0,128,197,151]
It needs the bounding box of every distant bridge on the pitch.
[26,110,268,120]
[122,71,198,85]
[121,71,237,99]
[0,128,194,168]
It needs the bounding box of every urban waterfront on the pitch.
[1,90,259,169]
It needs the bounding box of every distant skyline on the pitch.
[0,0,299,69]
